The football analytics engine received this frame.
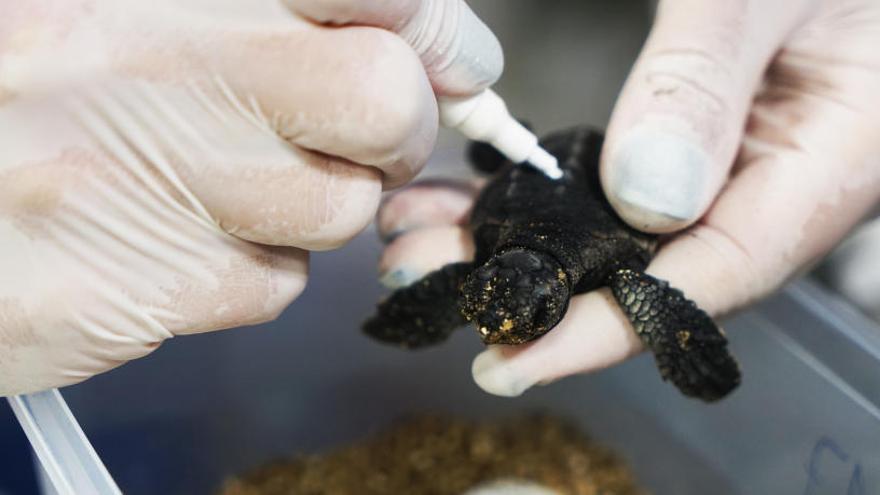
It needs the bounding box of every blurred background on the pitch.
[2,1,879,494]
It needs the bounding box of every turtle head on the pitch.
[460,248,570,345]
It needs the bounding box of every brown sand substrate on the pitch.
[220,415,646,495]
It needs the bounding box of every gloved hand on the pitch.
[376,0,880,396]
[0,0,502,396]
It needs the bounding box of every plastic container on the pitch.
[2,231,879,494]
[8,389,120,495]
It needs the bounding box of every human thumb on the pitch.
[601,0,810,233]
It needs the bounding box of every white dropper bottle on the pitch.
[439,89,563,180]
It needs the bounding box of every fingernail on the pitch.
[380,228,409,244]
[379,267,422,289]
[608,124,713,232]
[471,347,538,397]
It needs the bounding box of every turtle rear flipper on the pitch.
[609,269,741,402]
[363,262,473,349]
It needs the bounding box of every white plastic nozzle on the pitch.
[439,89,563,179]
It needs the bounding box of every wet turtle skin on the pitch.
[364,126,741,402]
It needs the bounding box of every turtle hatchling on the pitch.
[364,126,741,402]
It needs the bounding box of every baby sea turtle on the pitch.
[364,126,741,402]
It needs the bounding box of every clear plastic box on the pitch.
[2,231,879,494]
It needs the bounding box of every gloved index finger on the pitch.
[286,0,504,96]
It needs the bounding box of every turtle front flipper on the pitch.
[608,269,741,402]
[363,262,473,349]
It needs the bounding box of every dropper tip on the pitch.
[528,147,563,180]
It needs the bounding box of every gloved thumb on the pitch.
[286,0,503,96]
[601,0,810,233]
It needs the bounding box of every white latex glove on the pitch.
[376,0,880,396]
[0,0,502,396]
